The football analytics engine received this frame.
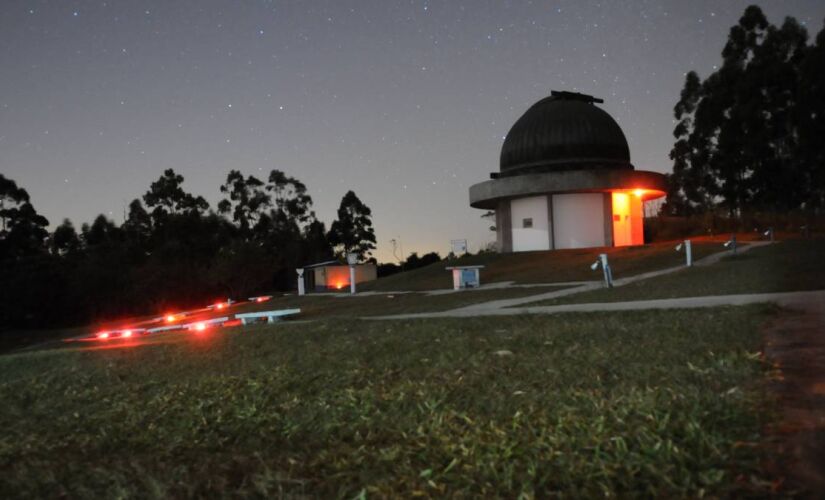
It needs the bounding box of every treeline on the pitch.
[0,169,376,329]
[663,5,825,216]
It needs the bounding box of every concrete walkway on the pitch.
[370,290,825,320]
[369,241,775,320]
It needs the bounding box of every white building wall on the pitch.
[510,196,550,251]
[552,193,606,249]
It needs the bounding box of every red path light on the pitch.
[97,332,109,340]
[193,322,207,332]
[122,330,133,338]
[165,314,176,323]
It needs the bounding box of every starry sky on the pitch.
[2,1,824,262]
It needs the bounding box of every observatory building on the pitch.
[469,91,666,252]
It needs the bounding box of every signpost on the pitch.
[296,268,305,296]
[346,253,358,294]
[450,239,468,257]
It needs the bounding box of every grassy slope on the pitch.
[0,307,775,497]
[362,238,729,291]
[237,286,567,319]
[528,238,825,306]
[2,288,571,354]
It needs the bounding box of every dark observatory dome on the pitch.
[498,91,633,177]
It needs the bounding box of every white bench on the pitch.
[235,308,301,325]
[146,324,184,334]
[184,316,229,331]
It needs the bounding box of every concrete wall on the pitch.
[551,193,606,249]
[495,200,513,252]
[510,196,551,251]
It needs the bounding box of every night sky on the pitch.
[2,1,824,262]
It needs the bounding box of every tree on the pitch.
[122,199,153,252]
[301,219,333,264]
[404,251,441,271]
[798,16,825,209]
[82,215,122,247]
[143,168,209,224]
[662,71,713,215]
[267,170,314,227]
[52,219,81,255]
[1,174,30,232]
[0,174,49,260]
[663,6,825,216]
[327,190,376,261]
[217,170,270,237]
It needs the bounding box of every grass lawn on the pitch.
[0,306,776,497]
[1,287,569,354]
[525,238,825,306]
[238,285,568,319]
[362,237,729,291]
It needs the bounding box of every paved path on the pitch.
[369,241,774,320]
[369,290,825,320]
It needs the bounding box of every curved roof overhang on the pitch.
[469,169,667,209]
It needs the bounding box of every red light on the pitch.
[97,332,109,340]
[194,322,207,332]
[216,303,224,310]
[122,330,132,338]
[165,314,176,323]
[256,297,264,302]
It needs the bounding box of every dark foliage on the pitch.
[403,251,442,271]
[327,190,377,261]
[663,6,825,216]
[0,169,337,330]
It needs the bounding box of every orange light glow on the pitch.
[165,314,176,323]
[633,189,645,197]
[216,303,225,310]
[122,330,132,338]
[611,192,644,247]
[97,332,109,340]
[335,282,344,290]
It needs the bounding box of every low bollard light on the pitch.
[723,234,737,254]
[591,253,613,288]
[675,239,693,266]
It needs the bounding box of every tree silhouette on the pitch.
[218,170,270,237]
[143,168,209,224]
[327,190,376,261]
[0,174,49,260]
[798,17,825,208]
[52,219,81,255]
[665,6,825,215]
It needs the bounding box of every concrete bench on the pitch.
[235,308,301,325]
[184,316,229,331]
[146,324,184,334]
